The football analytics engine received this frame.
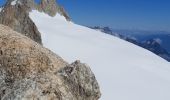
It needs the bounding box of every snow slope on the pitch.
[30,10,170,100]
[0,7,2,12]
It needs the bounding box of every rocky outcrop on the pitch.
[0,0,70,45]
[0,24,101,100]
[58,60,101,100]
[0,0,42,44]
[38,0,70,20]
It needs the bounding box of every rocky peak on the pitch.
[39,0,57,16]
[5,0,35,10]
[0,0,42,44]
[5,0,70,19]
[38,0,70,20]
[0,0,70,45]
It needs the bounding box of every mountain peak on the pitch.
[6,0,35,8]
[0,0,70,44]
[38,0,70,20]
[4,0,70,20]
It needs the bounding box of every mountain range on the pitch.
[90,26,170,62]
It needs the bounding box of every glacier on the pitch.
[30,10,170,100]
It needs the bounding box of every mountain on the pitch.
[0,0,42,44]
[141,39,170,61]
[91,26,170,62]
[30,9,170,100]
[110,29,170,52]
[0,0,70,44]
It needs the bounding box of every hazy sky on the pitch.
[0,0,170,31]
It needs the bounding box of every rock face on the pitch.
[0,0,42,44]
[58,60,101,100]
[0,0,70,44]
[38,0,70,20]
[0,24,101,100]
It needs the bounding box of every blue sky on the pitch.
[0,0,170,31]
[58,0,170,31]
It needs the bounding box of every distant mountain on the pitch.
[110,29,170,52]
[141,39,170,61]
[90,26,170,62]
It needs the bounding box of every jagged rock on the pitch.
[4,0,36,10]
[39,0,59,17]
[0,0,42,44]
[0,24,101,100]
[38,0,70,20]
[5,0,70,19]
[58,60,101,100]
[0,0,70,45]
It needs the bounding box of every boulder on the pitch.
[0,24,101,100]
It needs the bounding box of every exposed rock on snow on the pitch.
[0,0,42,44]
[38,0,70,19]
[0,0,70,44]
[7,0,70,19]
[0,24,101,100]
[58,60,101,100]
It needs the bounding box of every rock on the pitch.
[38,0,70,20]
[0,0,42,44]
[57,60,101,100]
[0,0,70,45]
[39,0,59,17]
[0,24,101,100]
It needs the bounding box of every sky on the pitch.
[0,0,170,31]
[57,0,170,31]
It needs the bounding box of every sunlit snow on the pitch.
[30,10,170,100]
[11,0,17,6]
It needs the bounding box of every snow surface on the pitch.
[30,10,170,100]
[11,0,17,6]
[0,7,4,12]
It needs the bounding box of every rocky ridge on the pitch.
[0,24,101,100]
[0,0,70,44]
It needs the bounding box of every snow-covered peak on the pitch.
[30,10,68,22]
[154,38,162,44]
[30,10,170,100]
